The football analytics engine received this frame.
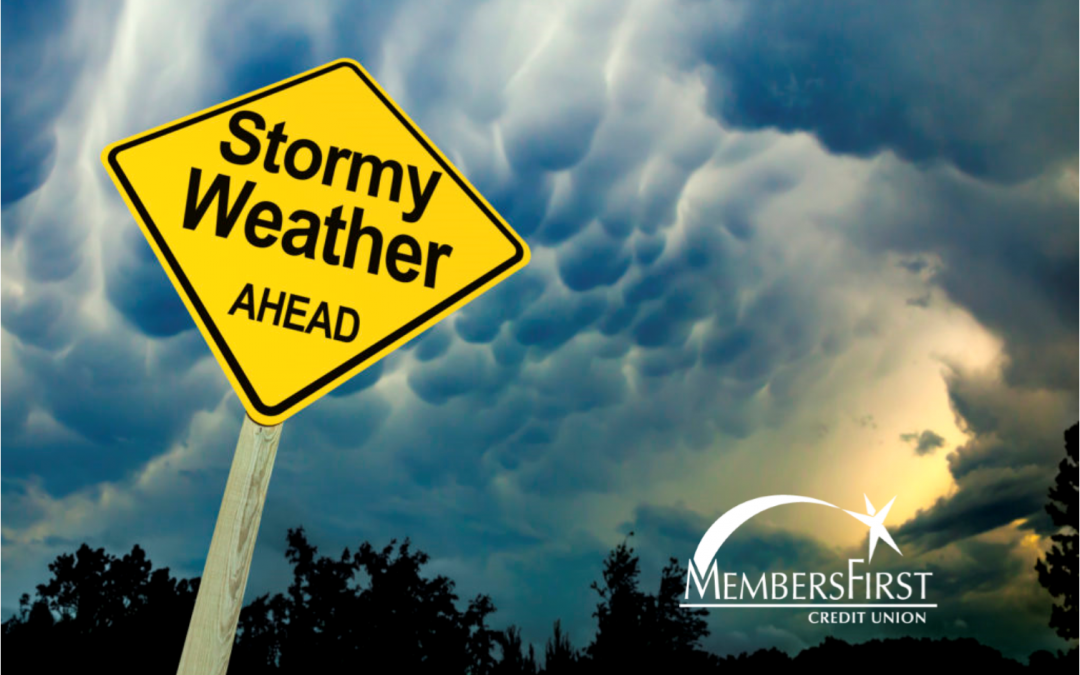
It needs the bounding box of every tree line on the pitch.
[3,424,1076,672]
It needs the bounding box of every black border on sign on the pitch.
[107,61,525,417]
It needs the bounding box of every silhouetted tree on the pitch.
[543,620,579,673]
[1028,646,1077,672]
[230,527,500,673]
[584,534,710,669]
[494,625,539,674]
[232,593,284,673]
[1034,423,1078,642]
[653,556,710,662]
[586,535,645,667]
[793,636,1033,673]
[718,646,792,669]
[1,543,198,671]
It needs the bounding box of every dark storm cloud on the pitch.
[453,268,546,344]
[0,284,77,351]
[325,360,384,397]
[556,223,633,292]
[690,0,1079,182]
[292,388,391,450]
[203,0,405,106]
[944,377,1071,483]
[628,503,837,573]
[209,22,315,104]
[533,177,610,246]
[6,199,93,283]
[896,370,1074,550]
[905,293,931,309]
[848,163,1078,391]
[407,341,522,405]
[901,430,946,456]
[499,5,616,174]
[0,431,105,498]
[35,335,201,447]
[503,82,605,174]
[105,227,193,337]
[896,467,1050,552]
[483,171,556,239]
[1,0,79,206]
[511,290,607,350]
[410,325,454,362]
[1,329,226,495]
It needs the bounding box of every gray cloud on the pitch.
[1,0,81,206]
[688,0,1079,183]
[897,466,1051,552]
[854,166,1077,391]
[901,430,946,456]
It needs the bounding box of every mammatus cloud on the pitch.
[686,0,1079,183]
[901,430,946,456]
[1,0,78,206]
[1,0,1075,660]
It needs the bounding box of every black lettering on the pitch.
[281,210,321,259]
[244,202,282,248]
[283,294,309,331]
[425,242,452,288]
[263,122,288,173]
[403,166,441,222]
[322,146,352,187]
[322,206,347,265]
[182,168,256,238]
[347,154,402,201]
[284,139,322,180]
[305,301,332,338]
[228,283,256,319]
[386,235,421,283]
[343,207,382,273]
[220,111,264,165]
[257,288,286,326]
[334,306,360,342]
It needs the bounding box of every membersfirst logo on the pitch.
[682,495,936,625]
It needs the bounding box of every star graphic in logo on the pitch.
[843,495,903,562]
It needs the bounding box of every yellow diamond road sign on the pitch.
[102,59,530,425]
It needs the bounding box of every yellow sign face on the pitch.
[102,59,529,425]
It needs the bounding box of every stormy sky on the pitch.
[2,0,1076,660]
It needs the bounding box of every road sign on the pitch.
[101,58,532,675]
[102,58,530,425]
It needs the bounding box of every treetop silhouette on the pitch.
[1035,423,1078,642]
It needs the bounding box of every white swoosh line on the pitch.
[692,495,842,573]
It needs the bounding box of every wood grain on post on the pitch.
[177,416,283,675]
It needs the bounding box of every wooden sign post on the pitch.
[177,417,282,674]
[101,58,529,672]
